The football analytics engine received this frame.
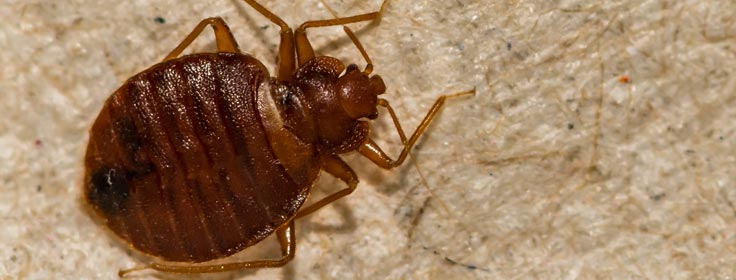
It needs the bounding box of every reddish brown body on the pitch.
[83,0,471,276]
[84,52,323,262]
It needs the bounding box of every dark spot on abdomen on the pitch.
[112,117,155,178]
[88,167,130,215]
[115,118,142,152]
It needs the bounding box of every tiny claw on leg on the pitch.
[118,264,151,277]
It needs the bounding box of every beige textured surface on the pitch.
[2,0,736,279]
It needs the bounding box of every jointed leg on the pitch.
[118,221,296,276]
[295,155,358,219]
[164,17,239,61]
[359,89,476,169]
[241,0,296,81]
[295,0,388,66]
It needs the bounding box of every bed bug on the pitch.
[82,0,473,276]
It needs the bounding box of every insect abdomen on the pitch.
[84,53,310,262]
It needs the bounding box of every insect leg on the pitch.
[118,221,296,276]
[358,89,475,169]
[294,0,388,66]
[240,0,295,82]
[294,155,358,219]
[163,17,239,61]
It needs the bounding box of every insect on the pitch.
[82,0,473,276]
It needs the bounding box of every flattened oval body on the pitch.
[83,52,319,262]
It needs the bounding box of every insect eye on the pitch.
[346,64,360,73]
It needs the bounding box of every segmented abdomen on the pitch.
[84,52,309,262]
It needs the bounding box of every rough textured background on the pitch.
[1,0,735,279]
